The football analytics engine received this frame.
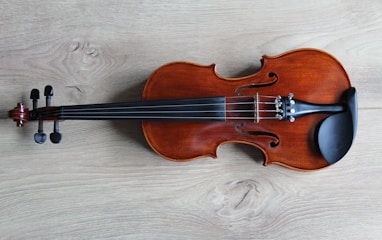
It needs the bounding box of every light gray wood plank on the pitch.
[0,0,381,239]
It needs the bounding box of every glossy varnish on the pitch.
[142,49,351,170]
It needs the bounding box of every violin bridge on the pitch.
[254,92,259,123]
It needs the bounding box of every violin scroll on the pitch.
[9,85,62,144]
[9,103,29,127]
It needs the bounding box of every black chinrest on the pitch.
[317,87,357,165]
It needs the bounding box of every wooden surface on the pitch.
[0,0,381,239]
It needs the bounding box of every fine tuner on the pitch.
[9,49,358,171]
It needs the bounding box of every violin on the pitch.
[9,49,357,171]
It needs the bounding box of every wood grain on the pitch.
[0,0,381,239]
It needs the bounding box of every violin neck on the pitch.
[36,97,227,121]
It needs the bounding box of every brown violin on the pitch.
[9,49,357,171]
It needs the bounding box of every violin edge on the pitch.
[143,48,350,91]
[142,130,332,171]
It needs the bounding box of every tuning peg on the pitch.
[44,85,53,106]
[34,132,47,144]
[29,88,45,143]
[30,88,40,99]
[31,85,62,144]
[30,89,40,110]
[50,121,62,144]
[34,119,46,144]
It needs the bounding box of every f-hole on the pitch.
[235,72,278,96]
[235,122,280,147]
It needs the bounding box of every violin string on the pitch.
[39,109,281,116]
[54,109,280,113]
[55,101,277,112]
[49,97,279,112]
[40,109,280,115]
[226,95,277,99]
[39,115,279,120]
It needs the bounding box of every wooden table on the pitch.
[0,1,381,239]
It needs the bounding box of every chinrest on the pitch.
[318,87,357,165]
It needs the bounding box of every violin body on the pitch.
[142,49,352,170]
[9,49,357,171]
